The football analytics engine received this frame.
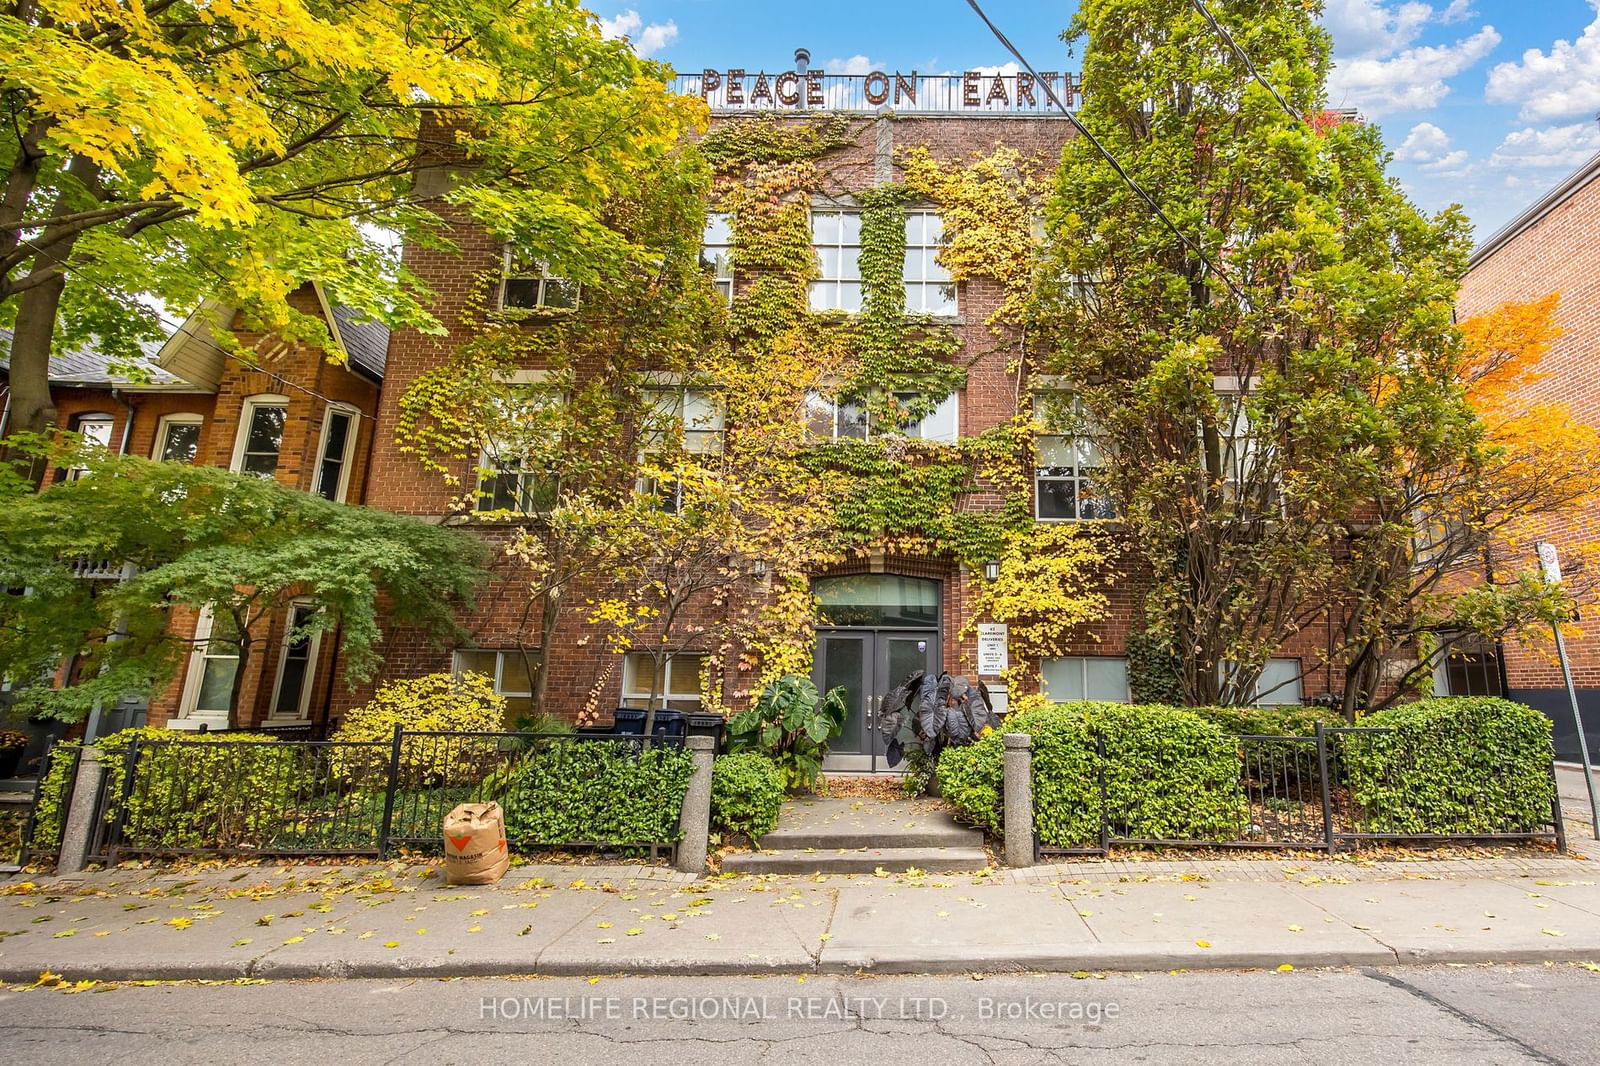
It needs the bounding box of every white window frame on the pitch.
[903,209,957,316]
[230,394,290,479]
[268,601,323,721]
[312,403,360,503]
[452,649,536,706]
[636,383,725,512]
[500,246,580,311]
[178,605,240,725]
[621,651,707,711]
[474,373,564,514]
[151,413,204,464]
[809,209,862,313]
[67,413,115,479]
[703,212,734,305]
[1040,656,1130,703]
[804,390,958,443]
[891,390,960,443]
[1249,658,1303,707]
[1033,390,1114,521]
[804,391,869,440]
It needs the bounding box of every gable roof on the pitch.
[0,327,199,390]
[327,304,389,383]
[1470,149,1600,268]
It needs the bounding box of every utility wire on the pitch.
[959,0,1255,310]
[1189,0,1304,123]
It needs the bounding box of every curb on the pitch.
[8,944,1600,983]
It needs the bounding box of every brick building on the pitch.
[1458,148,1600,762]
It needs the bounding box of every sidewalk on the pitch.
[4,853,1600,981]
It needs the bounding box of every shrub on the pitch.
[501,740,694,847]
[331,672,507,785]
[727,675,847,792]
[1339,697,1555,835]
[938,702,1246,848]
[711,752,785,840]
[1186,704,1330,738]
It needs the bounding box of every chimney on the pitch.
[794,48,811,75]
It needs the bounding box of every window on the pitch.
[476,382,563,514]
[269,602,322,720]
[453,649,535,718]
[153,415,203,464]
[904,210,956,315]
[313,406,359,502]
[1214,390,1280,507]
[703,213,734,305]
[809,210,862,312]
[1034,391,1113,520]
[804,391,957,442]
[637,385,724,512]
[1251,658,1303,706]
[181,606,241,721]
[232,396,288,478]
[66,413,115,479]
[1041,657,1129,702]
[1435,644,1503,697]
[501,247,579,311]
[622,652,707,711]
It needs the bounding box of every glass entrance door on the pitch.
[814,628,939,770]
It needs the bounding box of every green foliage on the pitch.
[727,675,848,792]
[1185,704,1332,738]
[500,740,694,847]
[0,442,487,722]
[700,113,856,169]
[900,745,937,798]
[1125,629,1185,705]
[710,752,785,840]
[938,703,1245,848]
[331,673,507,783]
[1339,697,1555,834]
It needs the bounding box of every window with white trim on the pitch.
[269,602,322,720]
[476,381,563,514]
[622,652,706,711]
[66,413,115,480]
[805,392,868,439]
[232,396,288,478]
[904,210,956,315]
[636,385,724,512]
[809,210,862,312]
[501,247,579,310]
[1041,656,1129,702]
[702,212,734,305]
[181,606,241,721]
[313,406,359,502]
[891,391,959,443]
[1034,391,1114,520]
[1214,390,1281,507]
[1250,658,1303,706]
[153,414,203,464]
[804,390,958,442]
[453,649,535,718]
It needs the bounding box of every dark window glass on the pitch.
[1037,478,1078,520]
[315,411,353,500]
[240,404,286,477]
[159,422,201,463]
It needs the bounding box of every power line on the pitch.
[958,0,1256,311]
[1189,0,1304,124]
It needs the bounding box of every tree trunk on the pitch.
[4,155,102,457]
[228,626,253,732]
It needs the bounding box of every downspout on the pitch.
[112,388,135,454]
[318,623,343,737]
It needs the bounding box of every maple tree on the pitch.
[0,0,704,445]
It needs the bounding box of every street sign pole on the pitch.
[1538,541,1600,840]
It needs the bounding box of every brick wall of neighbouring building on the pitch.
[1458,152,1600,760]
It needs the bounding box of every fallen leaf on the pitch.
[1195,939,1211,949]
[1543,929,1566,937]
[233,938,253,947]
[283,936,305,945]
[1278,963,1295,972]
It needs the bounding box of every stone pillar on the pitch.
[1002,733,1034,868]
[57,747,107,875]
[675,736,715,875]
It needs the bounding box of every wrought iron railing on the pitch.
[672,71,1082,115]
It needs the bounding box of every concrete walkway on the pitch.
[3,854,1600,981]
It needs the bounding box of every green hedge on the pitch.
[1186,704,1331,738]
[1339,697,1555,835]
[711,753,785,840]
[501,740,694,847]
[938,703,1247,848]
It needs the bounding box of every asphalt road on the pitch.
[2,966,1597,1064]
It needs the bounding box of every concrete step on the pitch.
[720,846,990,875]
[756,796,983,851]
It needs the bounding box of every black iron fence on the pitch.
[18,728,689,866]
[1037,724,1566,858]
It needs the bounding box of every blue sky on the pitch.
[593,0,1600,241]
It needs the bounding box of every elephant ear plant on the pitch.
[727,676,848,792]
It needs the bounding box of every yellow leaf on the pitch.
[627,928,643,936]
[233,938,252,948]
[384,941,400,949]
[1278,964,1295,972]
[166,918,192,930]
[283,936,304,945]
[1195,939,1211,949]
[1543,929,1566,937]
[52,929,76,939]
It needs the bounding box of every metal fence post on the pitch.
[1549,760,1569,854]
[674,736,715,874]
[1315,722,1336,853]
[377,724,404,858]
[1003,733,1035,868]
[57,747,107,875]
[1096,734,1110,854]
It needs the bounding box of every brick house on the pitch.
[1,283,387,740]
[1458,148,1600,762]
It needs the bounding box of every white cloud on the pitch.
[1489,122,1600,169]
[1396,121,1451,161]
[1438,0,1475,24]
[823,55,880,76]
[598,9,678,58]
[1322,0,1434,58]
[1484,2,1600,122]
[1326,25,1500,117]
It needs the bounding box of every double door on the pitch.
[813,628,939,771]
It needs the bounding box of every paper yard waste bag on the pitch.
[442,802,509,885]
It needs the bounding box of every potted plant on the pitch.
[0,730,27,779]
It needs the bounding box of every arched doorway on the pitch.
[811,575,941,771]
